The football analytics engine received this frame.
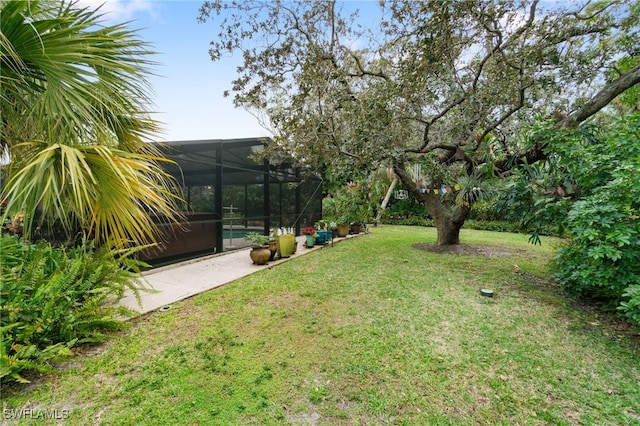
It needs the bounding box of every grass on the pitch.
[2,226,639,425]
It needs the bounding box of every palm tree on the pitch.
[1,0,182,248]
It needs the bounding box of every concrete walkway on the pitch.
[118,234,360,316]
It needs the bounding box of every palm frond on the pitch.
[1,0,184,246]
[455,174,493,207]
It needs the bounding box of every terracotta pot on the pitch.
[337,224,350,237]
[249,246,271,265]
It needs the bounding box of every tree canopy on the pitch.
[199,0,639,244]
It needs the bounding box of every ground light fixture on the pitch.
[480,289,494,298]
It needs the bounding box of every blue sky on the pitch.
[80,0,386,142]
[81,0,562,142]
[81,0,269,142]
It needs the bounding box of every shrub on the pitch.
[383,199,430,220]
[381,216,434,227]
[378,217,550,236]
[554,182,640,318]
[495,113,640,324]
[0,236,148,383]
[550,113,640,323]
[619,285,640,325]
[464,220,523,234]
[468,198,506,222]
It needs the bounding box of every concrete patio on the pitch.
[118,233,362,316]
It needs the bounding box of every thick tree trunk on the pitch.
[436,215,462,245]
[393,163,469,245]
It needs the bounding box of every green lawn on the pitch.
[2,226,639,425]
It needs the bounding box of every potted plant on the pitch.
[275,227,296,258]
[328,220,338,238]
[337,205,362,234]
[335,213,351,237]
[314,220,331,244]
[323,197,347,237]
[329,183,369,235]
[268,229,278,260]
[244,232,272,265]
[302,225,318,248]
[350,201,372,234]
[336,223,350,237]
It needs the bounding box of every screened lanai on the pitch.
[143,137,323,260]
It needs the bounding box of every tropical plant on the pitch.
[495,155,575,244]
[0,234,147,383]
[552,114,640,324]
[321,197,339,222]
[0,0,182,248]
[243,232,272,247]
[500,113,640,323]
[327,180,378,226]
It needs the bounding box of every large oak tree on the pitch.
[199,0,639,244]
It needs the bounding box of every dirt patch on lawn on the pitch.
[412,242,526,257]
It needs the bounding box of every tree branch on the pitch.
[493,63,640,175]
[565,62,640,127]
[346,51,390,81]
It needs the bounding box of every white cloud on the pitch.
[77,0,159,22]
